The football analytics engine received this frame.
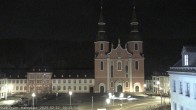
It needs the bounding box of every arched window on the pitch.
[111,65,113,77]
[135,43,138,50]
[135,61,139,70]
[117,61,122,70]
[125,81,129,87]
[111,82,114,88]
[100,43,104,50]
[125,65,128,78]
[100,61,104,70]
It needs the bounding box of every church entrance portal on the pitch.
[100,86,104,93]
[135,86,139,92]
[117,85,122,93]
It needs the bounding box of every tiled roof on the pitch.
[183,46,196,52]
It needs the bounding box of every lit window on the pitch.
[184,55,188,66]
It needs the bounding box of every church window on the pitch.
[135,43,138,50]
[100,43,104,50]
[111,82,114,88]
[184,55,188,66]
[125,65,128,78]
[135,61,139,70]
[111,65,113,77]
[117,61,122,71]
[125,81,129,87]
[100,61,104,70]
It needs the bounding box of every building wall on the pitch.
[169,73,196,110]
[152,75,170,94]
[52,79,94,93]
[27,72,52,93]
[94,41,144,93]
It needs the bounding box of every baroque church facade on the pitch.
[94,2,145,93]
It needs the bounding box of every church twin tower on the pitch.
[94,1,144,93]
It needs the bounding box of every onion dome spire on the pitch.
[129,0,141,41]
[97,0,107,41]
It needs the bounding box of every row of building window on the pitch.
[53,79,92,84]
[110,81,129,88]
[28,74,50,79]
[0,86,26,91]
[172,80,196,98]
[100,61,139,71]
[173,102,190,110]
[29,80,49,84]
[99,43,139,51]
[53,86,88,91]
[0,80,27,84]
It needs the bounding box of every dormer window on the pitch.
[100,43,104,50]
[184,55,188,66]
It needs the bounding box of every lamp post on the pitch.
[91,96,93,110]
[157,81,160,94]
[144,84,147,94]
[69,91,72,106]
[119,92,124,108]
[32,93,36,108]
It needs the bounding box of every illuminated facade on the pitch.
[168,46,196,110]
[94,2,144,93]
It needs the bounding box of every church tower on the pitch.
[94,0,109,93]
[127,1,145,92]
[94,0,144,93]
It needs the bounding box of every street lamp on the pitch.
[32,93,36,108]
[119,92,124,108]
[144,84,147,94]
[69,91,72,106]
[157,81,160,94]
[106,98,111,104]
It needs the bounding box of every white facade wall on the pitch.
[52,79,94,93]
[7,79,27,94]
[144,80,153,93]
[169,73,196,110]
[0,79,8,99]
[152,76,170,94]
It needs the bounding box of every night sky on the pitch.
[0,0,196,76]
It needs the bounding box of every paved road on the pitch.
[0,94,171,110]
